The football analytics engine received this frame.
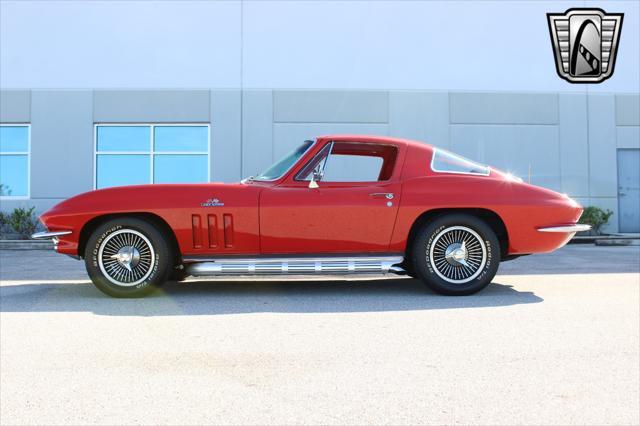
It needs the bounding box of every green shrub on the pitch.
[8,207,39,239]
[0,183,12,197]
[0,211,9,238]
[579,206,613,235]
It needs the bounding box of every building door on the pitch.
[617,149,640,233]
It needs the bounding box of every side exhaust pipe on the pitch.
[184,255,405,277]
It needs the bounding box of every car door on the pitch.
[259,141,404,254]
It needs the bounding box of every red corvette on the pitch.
[33,135,589,297]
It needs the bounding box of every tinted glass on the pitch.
[97,126,150,152]
[0,126,29,152]
[255,140,314,181]
[154,126,208,152]
[154,155,208,183]
[96,154,150,188]
[0,155,28,196]
[295,143,332,181]
[431,149,489,175]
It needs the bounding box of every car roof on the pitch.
[317,134,433,150]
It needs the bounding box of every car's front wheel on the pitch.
[411,214,500,295]
[84,218,173,297]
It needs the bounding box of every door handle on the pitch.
[369,193,394,199]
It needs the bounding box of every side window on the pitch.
[296,142,397,183]
[323,155,383,182]
[431,148,489,175]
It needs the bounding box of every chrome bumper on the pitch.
[537,224,591,233]
[31,230,72,239]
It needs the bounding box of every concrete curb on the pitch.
[569,237,612,245]
[0,240,53,250]
[571,235,640,245]
[595,239,640,247]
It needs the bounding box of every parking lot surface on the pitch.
[1,245,639,425]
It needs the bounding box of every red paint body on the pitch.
[40,135,582,259]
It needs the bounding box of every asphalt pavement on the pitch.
[0,245,638,425]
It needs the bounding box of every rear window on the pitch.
[431,149,489,176]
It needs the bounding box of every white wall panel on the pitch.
[0,1,241,88]
[241,90,274,177]
[617,127,640,149]
[0,90,29,122]
[242,0,639,93]
[559,93,589,197]
[211,90,242,182]
[2,1,637,92]
[616,95,640,126]
[93,90,210,122]
[588,95,618,197]
[30,90,94,198]
[273,91,388,123]
[449,93,558,125]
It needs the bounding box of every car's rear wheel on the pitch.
[84,218,173,297]
[411,214,500,295]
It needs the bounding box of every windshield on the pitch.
[254,139,315,181]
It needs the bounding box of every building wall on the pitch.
[1,89,638,233]
[2,1,639,93]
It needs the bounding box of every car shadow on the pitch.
[0,277,542,316]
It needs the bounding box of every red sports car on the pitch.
[32,135,589,297]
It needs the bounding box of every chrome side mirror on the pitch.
[308,174,319,189]
[308,153,328,189]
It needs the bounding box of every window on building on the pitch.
[0,125,30,198]
[95,124,209,189]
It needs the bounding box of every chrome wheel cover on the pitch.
[98,229,155,287]
[428,226,487,284]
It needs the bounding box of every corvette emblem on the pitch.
[547,8,623,83]
[201,198,224,207]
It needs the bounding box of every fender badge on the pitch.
[201,198,225,207]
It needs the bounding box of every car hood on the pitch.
[41,182,253,219]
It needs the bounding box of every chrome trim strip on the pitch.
[537,224,591,233]
[31,230,72,239]
[185,255,404,277]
